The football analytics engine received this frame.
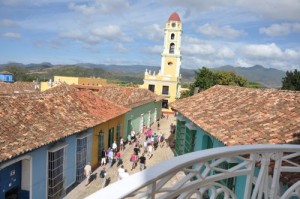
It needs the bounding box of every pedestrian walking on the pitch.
[115,149,123,166]
[147,143,153,159]
[118,165,125,180]
[112,140,117,154]
[120,137,124,151]
[160,133,165,147]
[157,121,160,130]
[139,154,146,171]
[108,149,114,167]
[84,162,92,186]
[130,153,138,170]
[100,148,106,166]
[120,169,129,179]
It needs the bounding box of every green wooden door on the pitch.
[108,127,114,148]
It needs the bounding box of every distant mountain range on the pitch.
[0,62,286,88]
[212,65,285,88]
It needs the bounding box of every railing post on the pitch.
[270,152,283,198]
[244,153,256,199]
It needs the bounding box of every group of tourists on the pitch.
[83,117,172,188]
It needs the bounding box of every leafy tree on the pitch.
[282,69,300,91]
[181,67,255,98]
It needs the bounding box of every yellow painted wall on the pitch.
[54,76,79,84]
[164,57,178,77]
[140,79,178,113]
[41,76,108,91]
[91,115,125,169]
[40,82,49,91]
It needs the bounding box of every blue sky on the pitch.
[0,0,299,71]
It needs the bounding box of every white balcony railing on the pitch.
[86,144,300,199]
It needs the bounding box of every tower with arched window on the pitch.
[140,12,182,113]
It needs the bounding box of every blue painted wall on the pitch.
[0,128,93,199]
[0,73,13,82]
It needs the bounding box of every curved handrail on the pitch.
[86,144,300,199]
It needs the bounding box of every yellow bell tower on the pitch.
[140,12,182,113]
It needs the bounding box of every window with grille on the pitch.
[48,147,65,199]
[76,137,87,183]
[148,84,155,92]
[162,86,169,95]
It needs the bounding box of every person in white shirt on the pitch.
[112,140,117,153]
[130,129,136,143]
[118,165,125,180]
[84,162,92,186]
[120,169,129,179]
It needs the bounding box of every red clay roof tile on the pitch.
[170,85,300,146]
[0,84,129,163]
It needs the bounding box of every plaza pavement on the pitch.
[65,114,177,199]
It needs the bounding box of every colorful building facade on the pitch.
[74,85,163,143]
[0,71,13,83]
[40,75,108,91]
[170,85,300,198]
[140,12,182,113]
[0,85,128,199]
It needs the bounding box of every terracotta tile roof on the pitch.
[0,85,129,163]
[73,85,163,108]
[43,82,79,94]
[170,85,300,146]
[0,82,39,94]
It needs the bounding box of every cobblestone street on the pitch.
[65,115,177,199]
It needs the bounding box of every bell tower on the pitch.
[161,12,182,79]
[140,12,182,113]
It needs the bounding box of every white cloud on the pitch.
[145,45,162,54]
[217,47,235,58]
[91,26,121,40]
[260,23,300,37]
[236,0,300,21]
[242,43,282,58]
[197,23,244,39]
[234,58,251,67]
[114,43,128,53]
[68,0,130,15]
[183,43,216,56]
[91,25,132,42]
[0,19,18,27]
[141,24,164,41]
[60,25,131,44]
[2,32,21,39]
[238,43,300,70]
[165,0,300,22]
[68,2,96,15]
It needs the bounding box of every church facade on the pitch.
[140,12,182,113]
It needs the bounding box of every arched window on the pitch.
[171,33,175,40]
[169,43,175,54]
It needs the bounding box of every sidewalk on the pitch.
[65,115,177,199]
